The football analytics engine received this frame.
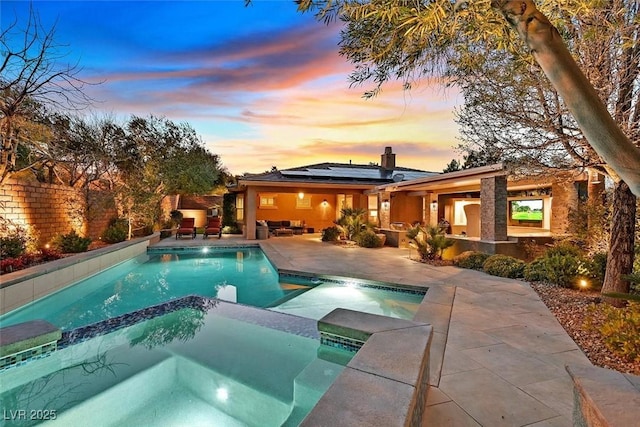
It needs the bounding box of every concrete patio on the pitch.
[154,233,593,426]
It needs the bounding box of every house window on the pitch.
[296,194,312,209]
[259,193,277,209]
[236,195,244,221]
[368,195,378,221]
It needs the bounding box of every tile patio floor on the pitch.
[154,233,592,426]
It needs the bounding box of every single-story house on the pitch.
[229,147,602,258]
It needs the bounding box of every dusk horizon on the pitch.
[1,0,462,176]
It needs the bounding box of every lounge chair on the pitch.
[203,216,222,239]
[176,217,196,239]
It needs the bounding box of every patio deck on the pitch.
[152,233,590,426]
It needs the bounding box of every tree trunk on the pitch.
[491,0,640,197]
[601,181,636,306]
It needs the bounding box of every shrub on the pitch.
[170,210,183,226]
[523,241,590,288]
[321,226,342,242]
[584,251,607,290]
[453,251,491,270]
[101,218,128,243]
[0,236,27,258]
[102,224,128,243]
[523,257,548,282]
[407,224,454,261]
[222,224,243,235]
[483,255,525,278]
[543,253,583,288]
[54,230,92,253]
[356,230,382,248]
[587,302,640,363]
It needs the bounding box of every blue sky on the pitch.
[1,1,461,175]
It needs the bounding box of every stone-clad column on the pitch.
[480,176,508,241]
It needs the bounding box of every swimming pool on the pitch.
[0,301,348,426]
[0,247,425,331]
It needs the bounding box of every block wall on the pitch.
[0,178,115,245]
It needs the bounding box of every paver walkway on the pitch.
[154,234,593,426]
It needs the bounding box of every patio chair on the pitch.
[176,217,196,239]
[203,216,222,239]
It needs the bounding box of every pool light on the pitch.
[202,247,209,254]
[216,387,229,402]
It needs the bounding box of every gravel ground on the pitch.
[530,282,640,375]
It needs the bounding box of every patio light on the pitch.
[430,200,438,211]
[579,279,589,289]
[298,192,305,199]
[322,199,328,207]
[382,200,390,210]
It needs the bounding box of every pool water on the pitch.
[0,248,425,331]
[0,303,348,427]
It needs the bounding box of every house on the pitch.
[230,147,600,258]
[230,147,436,240]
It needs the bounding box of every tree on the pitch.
[442,158,461,173]
[297,0,639,302]
[0,6,93,183]
[296,0,640,197]
[107,115,225,238]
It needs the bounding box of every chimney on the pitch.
[381,146,396,171]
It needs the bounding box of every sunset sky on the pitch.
[1,1,462,175]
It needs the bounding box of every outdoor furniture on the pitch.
[176,217,196,239]
[274,228,294,237]
[203,217,222,239]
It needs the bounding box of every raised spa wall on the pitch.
[0,235,159,316]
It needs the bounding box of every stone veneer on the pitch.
[480,175,508,241]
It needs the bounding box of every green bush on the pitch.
[0,236,27,258]
[453,251,491,270]
[523,257,548,282]
[483,254,525,278]
[54,230,92,253]
[585,251,607,290]
[544,253,583,288]
[356,230,382,248]
[222,225,242,235]
[523,241,591,289]
[101,223,128,243]
[587,302,640,363]
[321,226,342,242]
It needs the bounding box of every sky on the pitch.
[1,1,462,175]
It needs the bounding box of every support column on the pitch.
[551,178,578,235]
[245,187,257,240]
[480,176,508,241]
[379,191,391,228]
[428,193,439,227]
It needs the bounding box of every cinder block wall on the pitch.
[0,178,112,245]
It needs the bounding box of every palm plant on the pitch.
[407,224,455,261]
[336,208,371,241]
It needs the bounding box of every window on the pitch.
[296,194,312,209]
[236,195,244,221]
[259,193,277,209]
[368,195,378,220]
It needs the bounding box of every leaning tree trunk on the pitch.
[491,0,640,197]
[601,181,636,306]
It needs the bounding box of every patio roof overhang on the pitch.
[235,179,378,192]
[374,163,508,195]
